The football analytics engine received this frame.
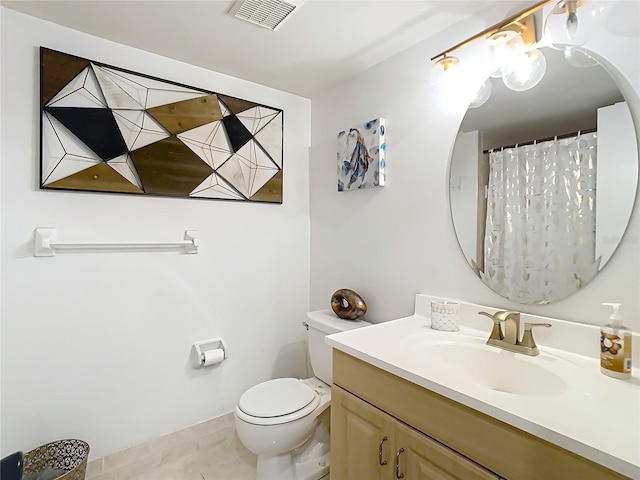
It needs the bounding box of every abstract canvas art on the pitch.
[336,118,385,191]
[40,47,284,203]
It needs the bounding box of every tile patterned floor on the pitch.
[87,413,258,480]
[86,413,331,480]
[129,433,256,480]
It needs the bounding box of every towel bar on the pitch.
[33,228,199,257]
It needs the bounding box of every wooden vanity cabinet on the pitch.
[330,350,628,480]
[331,385,393,480]
[332,385,499,479]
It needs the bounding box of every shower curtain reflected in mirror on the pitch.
[481,132,601,304]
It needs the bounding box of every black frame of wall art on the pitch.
[40,47,284,203]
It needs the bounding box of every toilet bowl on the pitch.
[234,310,369,480]
[235,377,331,480]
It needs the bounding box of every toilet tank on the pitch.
[306,310,369,384]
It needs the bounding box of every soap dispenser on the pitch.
[600,303,632,379]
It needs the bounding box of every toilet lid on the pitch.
[238,378,316,418]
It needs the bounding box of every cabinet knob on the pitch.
[378,436,388,466]
[395,448,405,479]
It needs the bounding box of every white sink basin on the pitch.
[399,332,603,401]
[421,341,567,396]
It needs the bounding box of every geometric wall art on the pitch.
[40,47,284,203]
[336,118,385,191]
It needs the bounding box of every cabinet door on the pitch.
[331,386,394,480]
[394,421,499,480]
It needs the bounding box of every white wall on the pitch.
[0,8,311,459]
[310,1,640,330]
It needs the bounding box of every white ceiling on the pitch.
[2,0,532,97]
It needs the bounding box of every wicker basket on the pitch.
[23,439,90,480]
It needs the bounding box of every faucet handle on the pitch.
[478,311,504,341]
[481,310,520,321]
[520,322,552,354]
[524,322,552,331]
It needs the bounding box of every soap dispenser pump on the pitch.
[600,303,632,379]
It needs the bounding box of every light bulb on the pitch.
[429,55,463,97]
[486,30,525,70]
[501,49,547,92]
[565,1,579,38]
[544,0,609,48]
[469,78,493,109]
[566,12,579,38]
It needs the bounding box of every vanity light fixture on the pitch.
[429,0,546,96]
[544,0,609,48]
[469,78,493,109]
[501,48,547,91]
[429,54,462,96]
[429,0,605,98]
[486,29,526,68]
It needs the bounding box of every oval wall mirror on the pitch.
[449,46,638,305]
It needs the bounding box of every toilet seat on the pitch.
[236,378,321,426]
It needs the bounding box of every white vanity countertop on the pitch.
[327,313,640,478]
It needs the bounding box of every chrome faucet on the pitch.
[478,311,551,356]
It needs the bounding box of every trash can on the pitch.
[23,439,89,480]
[0,451,24,480]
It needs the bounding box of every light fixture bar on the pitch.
[430,0,553,61]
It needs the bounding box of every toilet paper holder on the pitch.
[191,337,228,368]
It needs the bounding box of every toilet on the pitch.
[234,310,369,480]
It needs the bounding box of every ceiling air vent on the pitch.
[230,0,302,31]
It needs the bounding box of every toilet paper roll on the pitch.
[202,348,225,367]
